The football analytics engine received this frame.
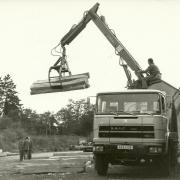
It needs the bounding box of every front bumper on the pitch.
[93,143,166,159]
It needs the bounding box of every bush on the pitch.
[0,127,27,152]
[0,117,12,130]
[0,127,84,153]
[31,134,80,152]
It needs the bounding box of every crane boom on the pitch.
[61,3,99,47]
[31,3,154,95]
[88,6,142,73]
[59,3,144,88]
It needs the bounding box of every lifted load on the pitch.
[30,73,89,95]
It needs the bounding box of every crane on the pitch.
[31,2,161,95]
[30,3,180,177]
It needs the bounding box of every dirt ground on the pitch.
[0,151,180,180]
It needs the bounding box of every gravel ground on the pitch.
[0,151,180,180]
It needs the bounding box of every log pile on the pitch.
[30,73,90,95]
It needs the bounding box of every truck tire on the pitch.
[160,155,171,177]
[169,141,178,176]
[170,141,178,167]
[160,142,177,177]
[94,154,108,176]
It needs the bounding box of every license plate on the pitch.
[117,145,133,150]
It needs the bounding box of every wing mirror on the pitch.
[86,96,96,111]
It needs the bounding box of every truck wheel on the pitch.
[169,141,178,176]
[158,140,178,177]
[160,155,170,177]
[170,141,178,167]
[160,149,175,176]
[94,155,108,176]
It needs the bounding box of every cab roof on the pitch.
[97,89,166,96]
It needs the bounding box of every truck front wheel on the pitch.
[160,155,171,177]
[159,142,177,177]
[94,154,108,176]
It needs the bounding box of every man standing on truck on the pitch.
[140,58,161,85]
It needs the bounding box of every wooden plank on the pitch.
[35,72,90,84]
[30,74,90,95]
[30,82,89,95]
[31,77,88,89]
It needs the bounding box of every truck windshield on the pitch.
[97,93,161,115]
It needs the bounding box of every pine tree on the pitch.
[0,74,21,118]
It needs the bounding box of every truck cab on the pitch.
[93,89,172,175]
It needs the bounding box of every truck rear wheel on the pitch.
[94,154,108,176]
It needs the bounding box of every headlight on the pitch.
[93,146,104,152]
[149,146,162,153]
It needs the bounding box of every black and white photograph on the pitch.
[0,0,180,179]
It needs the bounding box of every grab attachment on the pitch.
[48,46,71,88]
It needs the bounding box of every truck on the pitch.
[93,84,180,176]
[33,3,180,176]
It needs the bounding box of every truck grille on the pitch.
[99,125,154,138]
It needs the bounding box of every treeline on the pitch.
[0,74,94,137]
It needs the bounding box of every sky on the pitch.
[0,0,180,113]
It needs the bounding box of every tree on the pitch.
[0,74,21,119]
[79,104,94,136]
[0,116,13,130]
[21,108,39,133]
[55,107,73,134]
[55,99,94,136]
[39,111,57,136]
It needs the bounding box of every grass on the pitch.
[0,128,83,153]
